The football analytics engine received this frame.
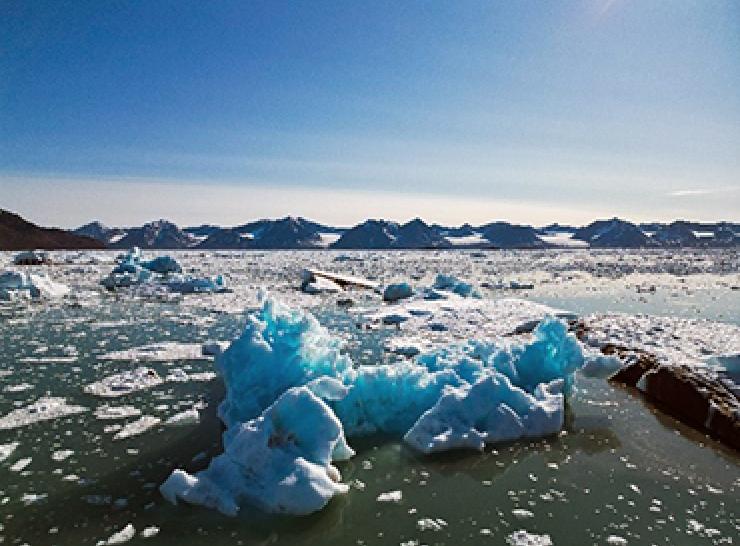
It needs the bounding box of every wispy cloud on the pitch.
[668,187,738,197]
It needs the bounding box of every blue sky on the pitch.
[1,0,738,227]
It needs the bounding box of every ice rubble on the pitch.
[162,297,587,516]
[0,270,70,300]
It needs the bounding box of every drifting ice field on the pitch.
[0,249,738,546]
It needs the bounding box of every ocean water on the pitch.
[0,250,738,545]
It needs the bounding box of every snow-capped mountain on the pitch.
[332,218,450,249]
[573,218,652,247]
[64,216,739,250]
[110,220,196,249]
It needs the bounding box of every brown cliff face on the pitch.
[0,210,105,251]
[571,320,739,452]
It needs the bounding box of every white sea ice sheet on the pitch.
[0,397,88,430]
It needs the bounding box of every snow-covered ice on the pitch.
[0,397,87,430]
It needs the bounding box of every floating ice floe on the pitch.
[0,441,20,462]
[163,297,585,516]
[0,397,87,430]
[113,416,161,440]
[506,530,553,546]
[160,386,351,516]
[84,367,163,397]
[96,523,136,545]
[94,405,142,420]
[0,270,70,301]
[165,409,200,426]
[99,342,223,362]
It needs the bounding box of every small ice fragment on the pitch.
[416,518,447,532]
[97,523,136,545]
[10,457,32,472]
[376,490,402,503]
[51,449,75,461]
[113,416,161,440]
[0,442,19,462]
[165,409,200,426]
[505,530,553,546]
[140,526,160,539]
[512,509,534,520]
[607,536,628,546]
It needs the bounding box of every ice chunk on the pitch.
[433,274,480,298]
[97,524,136,545]
[0,397,87,430]
[94,405,142,420]
[376,490,402,503]
[506,530,553,546]
[51,449,75,461]
[0,442,20,462]
[10,457,32,472]
[580,353,623,378]
[165,409,200,426]
[404,375,564,453]
[0,270,70,300]
[217,298,352,428]
[99,342,216,362]
[383,282,414,302]
[84,367,163,397]
[142,256,181,274]
[161,387,350,516]
[113,416,161,440]
[140,527,160,539]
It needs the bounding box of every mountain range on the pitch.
[1,209,737,250]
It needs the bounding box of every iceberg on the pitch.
[101,248,227,294]
[383,282,414,302]
[433,273,480,298]
[0,270,70,300]
[160,387,350,516]
[163,297,586,516]
[404,375,565,453]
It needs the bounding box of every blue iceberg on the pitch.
[162,297,586,516]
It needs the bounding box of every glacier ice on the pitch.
[160,386,350,516]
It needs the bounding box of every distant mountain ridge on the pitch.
[3,209,737,251]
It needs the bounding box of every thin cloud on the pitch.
[668,187,737,197]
